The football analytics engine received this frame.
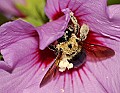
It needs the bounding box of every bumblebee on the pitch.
[40,12,115,87]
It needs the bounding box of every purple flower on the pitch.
[0,0,120,93]
[0,0,25,18]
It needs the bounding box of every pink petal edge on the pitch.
[36,8,70,50]
[0,19,37,50]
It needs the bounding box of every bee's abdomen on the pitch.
[68,49,86,67]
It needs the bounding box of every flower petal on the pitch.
[0,60,42,93]
[0,19,37,50]
[108,5,120,20]
[0,0,25,17]
[22,67,115,93]
[75,2,120,41]
[0,37,39,93]
[0,37,55,93]
[85,34,120,93]
[45,0,60,19]
[74,2,120,41]
[45,0,107,19]
[0,61,12,72]
[1,37,39,69]
[36,9,70,50]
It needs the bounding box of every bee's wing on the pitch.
[40,52,62,88]
[79,42,115,61]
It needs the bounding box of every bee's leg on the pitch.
[74,24,80,35]
[70,12,78,25]
[68,25,74,32]
[79,24,89,41]
[48,45,57,51]
[70,12,80,34]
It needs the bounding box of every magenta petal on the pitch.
[21,64,120,93]
[85,36,120,93]
[108,5,120,20]
[36,10,70,50]
[0,37,54,93]
[0,61,12,72]
[107,5,120,26]
[76,3,120,41]
[45,0,60,19]
[45,0,107,19]
[0,19,37,50]
[0,0,19,16]
[0,58,43,93]
[0,0,25,17]
[1,37,39,68]
[45,0,85,19]
[0,37,42,92]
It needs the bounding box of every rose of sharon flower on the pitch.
[0,0,120,93]
[0,0,25,18]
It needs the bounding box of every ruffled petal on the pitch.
[0,37,39,93]
[108,5,120,20]
[1,37,39,69]
[0,19,37,50]
[107,5,120,28]
[0,37,55,93]
[36,17,65,50]
[85,12,120,42]
[0,61,12,72]
[36,9,70,50]
[45,0,107,20]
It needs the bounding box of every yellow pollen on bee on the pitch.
[56,12,89,73]
[67,63,73,70]
[57,33,82,72]
[58,58,73,72]
[80,24,89,41]
[56,34,80,55]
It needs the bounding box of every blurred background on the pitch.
[108,0,120,5]
[0,0,120,26]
